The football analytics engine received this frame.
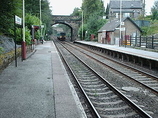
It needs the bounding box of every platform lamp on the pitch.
[22,0,26,60]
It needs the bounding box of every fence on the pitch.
[122,35,158,49]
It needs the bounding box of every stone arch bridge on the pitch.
[51,15,81,41]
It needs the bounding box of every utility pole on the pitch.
[119,0,122,46]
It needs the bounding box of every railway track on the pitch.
[54,40,152,118]
[63,41,158,117]
[68,42,158,94]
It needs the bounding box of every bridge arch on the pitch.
[51,22,73,41]
[51,15,81,41]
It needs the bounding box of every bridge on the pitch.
[51,15,81,41]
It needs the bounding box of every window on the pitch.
[123,13,130,17]
[116,13,118,18]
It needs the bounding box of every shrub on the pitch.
[0,47,4,54]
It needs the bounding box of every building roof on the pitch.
[98,17,142,33]
[98,19,120,32]
[109,1,143,9]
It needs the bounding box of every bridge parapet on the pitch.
[52,15,81,21]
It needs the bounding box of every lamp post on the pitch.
[79,10,84,40]
[39,0,42,40]
[81,10,83,40]
[22,0,26,60]
[78,9,83,40]
[119,0,122,46]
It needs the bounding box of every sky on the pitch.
[49,0,82,15]
[49,0,155,15]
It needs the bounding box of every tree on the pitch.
[0,0,52,44]
[151,1,158,20]
[71,7,81,16]
[8,13,41,45]
[25,0,52,34]
[82,0,105,23]
[78,0,106,40]
[0,0,22,34]
[9,26,32,45]
[78,24,87,40]
[87,12,106,36]
[25,13,41,41]
[25,0,52,41]
[105,4,109,19]
[25,13,41,29]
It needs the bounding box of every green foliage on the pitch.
[0,0,52,44]
[35,30,41,41]
[0,0,22,34]
[141,20,158,36]
[105,4,109,19]
[141,27,150,36]
[151,1,158,20]
[0,47,4,55]
[87,12,106,36]
[82,0,105,23]
[25,0,40,16]
[9,27,31,45]
[78,24,87,40]
[138,11,158,36]
[145,15,153,20]
[25,13,41,29]
[78,13,106,40]
[8,28,21,44]
[25,0,52,40]
[151,11,158,20]
[74,0,106,40]
[71,8,82,16]
[25,0,52,32]
[7,13,41,45]
[25,27,32,45]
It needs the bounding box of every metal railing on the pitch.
[122,35,158,49]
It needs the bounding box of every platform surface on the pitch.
[0,41,86,118]
[76,41,158,61]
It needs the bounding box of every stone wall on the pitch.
[0,36,21,71]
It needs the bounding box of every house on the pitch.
[98,17,142,45]
[109,0,144,20]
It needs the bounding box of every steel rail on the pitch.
[56,40,152,118]
[73,42,158,79]
[54,40,101,118]
[67,42,158,95]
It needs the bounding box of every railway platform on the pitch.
[0,41,86,118]
[75,41,158,69]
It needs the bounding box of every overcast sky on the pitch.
[49,0,155,15]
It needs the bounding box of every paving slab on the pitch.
[0,41,86,118]
[76,41,158,61]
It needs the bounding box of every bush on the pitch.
[9,27,31,45]
[141,20,158,36]
[0,47,4,54]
